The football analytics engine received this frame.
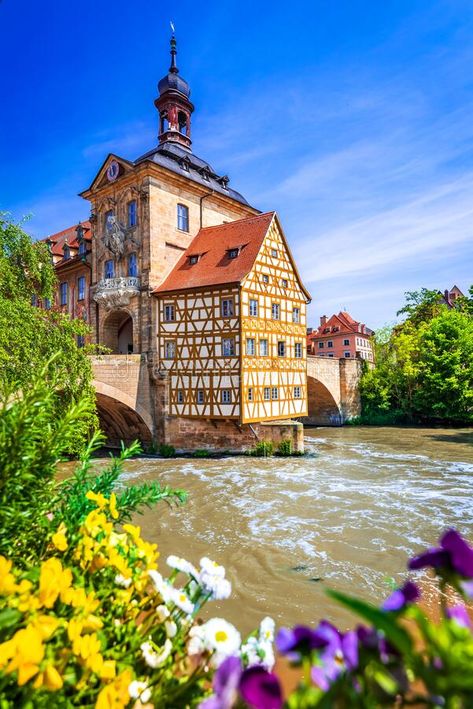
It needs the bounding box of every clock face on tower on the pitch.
[106,160,120,182]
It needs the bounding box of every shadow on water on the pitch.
[427,431,473,445]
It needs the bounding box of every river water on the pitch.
[114,427,473,635]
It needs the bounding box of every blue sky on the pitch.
[1,0,472,328]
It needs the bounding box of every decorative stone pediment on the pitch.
[93,277,140,310]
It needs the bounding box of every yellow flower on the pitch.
[5,626,44,686]
[95,669,133,709]
[123,523,141,541]
[52,523,68,552]
[38,558,72,608]
[67,618,84,643]
[31,615,60,640]
[72,632,101,661]
[33,664,64,691]
[61,586,99,614]
[84,510,113,538]
[99,659,116,680]
[0,639,15,668]
[0,556,17,595]
[86,490,108,509]
[109,493,119,520]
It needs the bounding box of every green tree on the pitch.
[0,214,97,451]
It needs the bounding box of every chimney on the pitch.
[320,315,327,327]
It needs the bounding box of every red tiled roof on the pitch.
[308,311,373,339]
[41,221,92,257]
[153,212,275,293]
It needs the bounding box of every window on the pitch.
[344,351,351,358]
[262,274,269,284]
[104,260,114,279]
[79,240,87,256]
[221,389,232,404]
[227,248,239,259]
[177,390,184,404]
[177,203,189,232]
[197,390,205,404]
[292,307,300,323]
[271,248,278,258]
[318,342,324,349]
[78,276,86,301]
[344,339,350,346]
[295,342,302,358]
[277,341,286,357]
[263,387,271,401]
[164,341,176,359]
[44,298,51,310]
[249,299,258,317]
[164,304,175,322]
[246,338,255,356]
[271,387,278,400]
[77,335,85,348]
[272,303,280,320]
[328,353,334,358]
[327,341,333,348]
[248,387,253,402]
[128,253,138,277]
[63,245,70,260]
[221,298,234,317]
[223,338,235,356]
[259,339,268,356]
[281,278,288,288]
[128,200,137,227]
[294,386,301,399]
[60,282,68,306]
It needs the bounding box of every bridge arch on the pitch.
[92,379,153,448]
[306,375,342,426]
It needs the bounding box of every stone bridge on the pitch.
[90,354,363,447]
[304,356,362,426]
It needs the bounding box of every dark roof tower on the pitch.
[155,30,194,150]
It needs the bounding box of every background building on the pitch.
[307,311,374,361]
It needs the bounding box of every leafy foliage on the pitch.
[158,443,176,458]
[248,441,274,457]
[360,286,473,424]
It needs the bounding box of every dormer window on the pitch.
[180,158,190,172]
[189,254,200,265]
[228,248,239,259]
[78,241,87,256]
[200,168,210,182]
[219,175,229,189]
[63,245,70,260]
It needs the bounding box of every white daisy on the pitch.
[168,587,194,615]
[165,619,177,638]
[156,604,170,622]
[140,639,172,668]
[259,616,275,643]
[200,574,232,600]
[114,573,132,588]
[192,617,241,667]
[148,570,173,604]
[200,557,226,578]
[166,555,199,578]
[128,680,151,703]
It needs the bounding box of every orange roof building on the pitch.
[307,312,374,361]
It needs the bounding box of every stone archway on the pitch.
[92,379,154,449]
[102,310,134,354]
[306,376,342,425]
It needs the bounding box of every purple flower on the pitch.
[357,625,399,664]
[409,529,473,579]
[199,656,242,709]
[382,581,420,611]
[239,666,283,709]
[446,605,472,629]
[276,624,328,660]
[310,622,358,690]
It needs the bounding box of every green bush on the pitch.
[193,449,211,458]
[248,440,274,457]
[159,443,176,458]
[277,439,293,456]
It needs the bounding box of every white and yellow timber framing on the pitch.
[156,213,310,422]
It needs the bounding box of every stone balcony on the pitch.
[93,276,140,309]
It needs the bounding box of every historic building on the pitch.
[307,312,374,362]
[42,33,311,451]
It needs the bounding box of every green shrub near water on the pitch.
[193,449,211,458]
[158,443,176,458]
[276,439,293,456]
[248,440,274,457]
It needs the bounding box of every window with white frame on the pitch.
[328,353,334,358]
[246,338,255,356]
[221,298,234,317]
[271,387,278,400]
[281,278,288,288]
[249,299,258,317]
[177,390,184,404]
[60,282,68,306]
[262,274,269,283]
[259,339,268,356]
[164,304,175,322]
[272,303,280,320]
[263,387,271,401]
[197,390,205,404]
[177,203,189,232]
[292,307,300,323]
[294,386,301,399]
[277,341,286,357]
[344,338,350,346]
[164,341,176,359]
[295,342,302,358]
[344,351,351,358]
[318,342,324,349]
[271,248,278,258]
[221,389,232,404]
[77,276,86,301]
[327,341,333,348]
[222,338,235,356]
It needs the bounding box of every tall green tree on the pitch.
[0,214,97,451]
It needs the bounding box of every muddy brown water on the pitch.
[68,426,473,636]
